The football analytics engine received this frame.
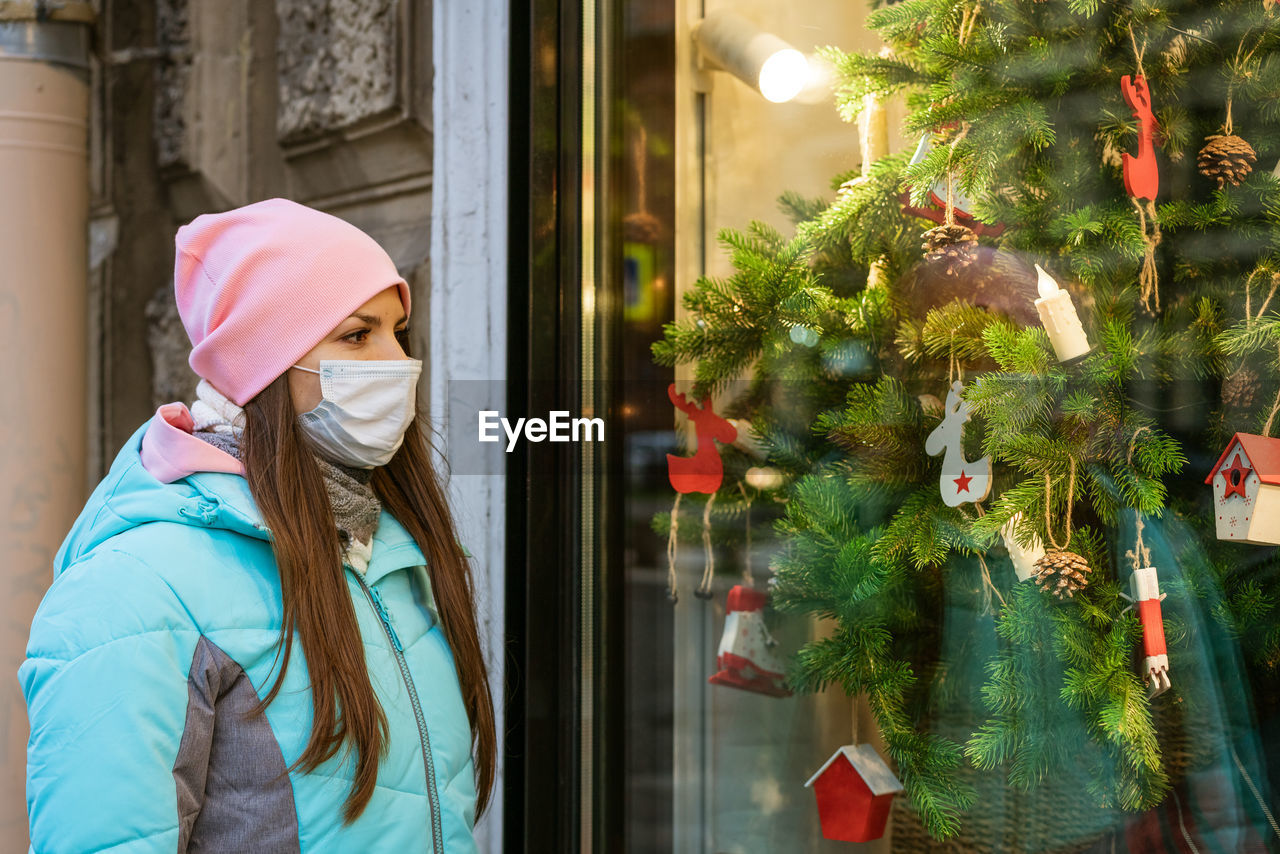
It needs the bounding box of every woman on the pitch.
[19,198,495,853]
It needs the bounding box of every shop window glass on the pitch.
[606,1,1280,851]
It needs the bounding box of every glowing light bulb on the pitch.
[745,466,783,491]
[692,11,808,104]
[758,49,807,103]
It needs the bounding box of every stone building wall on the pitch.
[86,5,508,849]
[92,0,433,475]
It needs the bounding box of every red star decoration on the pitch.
[954,470,973,493]
[1220,453,1253,500]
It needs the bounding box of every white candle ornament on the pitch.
[1033,263,1091,362]
[999,512,1045,583]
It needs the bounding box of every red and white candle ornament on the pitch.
[1120,566,1171,697]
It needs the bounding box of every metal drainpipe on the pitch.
[0,0,93,843]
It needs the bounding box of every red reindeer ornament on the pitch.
[1121,75,1160,201]
[665,383,737,602]
[666,383,736,494]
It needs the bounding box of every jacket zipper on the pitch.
[351,570,445,854]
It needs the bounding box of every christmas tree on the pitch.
[653,0,1280,846]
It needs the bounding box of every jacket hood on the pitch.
[55,407,435,587]
[54,412,270,578]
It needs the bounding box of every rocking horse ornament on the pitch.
[924,380,993,507]
[665,383,737,602]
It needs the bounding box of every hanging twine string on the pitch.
[958,2,982,46]
[1131,197,1163,312]
[1264,340,1280,437]
[1224,29,1266,136]
[1043,457,1077,551]
[1262,272,1280,318]
[1125,23,1161,313]
[1226,271,1279,432]
[1126,511,1152,571]
[948,331,958,384]
[666,492,682,602]
[977,552,1004,613]
[942,123,971,229]
[1127,22,1148,80]
[1246,268,1280,323]
[635,126,648,214]
[945,171,957,228]
[737,481,755,586]
[1125,427,1152,570]
[696,492,718,597]
[959,498,1005,612]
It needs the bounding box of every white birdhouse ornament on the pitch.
[1206,432,1280,545]
[924,380,993,507]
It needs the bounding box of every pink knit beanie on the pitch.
[174,198,411,407]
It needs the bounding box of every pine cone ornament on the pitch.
[1032,549,1092,598]
[1198,134,1257,188]
[1223,368,1261,409]
[922,223,978,276]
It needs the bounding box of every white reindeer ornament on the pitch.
[924,380,993,507]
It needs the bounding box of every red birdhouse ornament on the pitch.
[805,744,905,843]
[1206,432,1280,545]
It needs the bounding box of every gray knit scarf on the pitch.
[188,380,382,572]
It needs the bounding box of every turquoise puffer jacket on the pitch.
[18,416,478,853]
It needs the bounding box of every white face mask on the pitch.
[290,358,423,468]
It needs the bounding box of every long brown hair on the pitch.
[238,370,496,824]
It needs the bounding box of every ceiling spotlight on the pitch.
[692,10,809,104]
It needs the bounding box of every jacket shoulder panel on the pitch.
[175,635,299,853]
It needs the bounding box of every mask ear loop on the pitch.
[291,364,320,375]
